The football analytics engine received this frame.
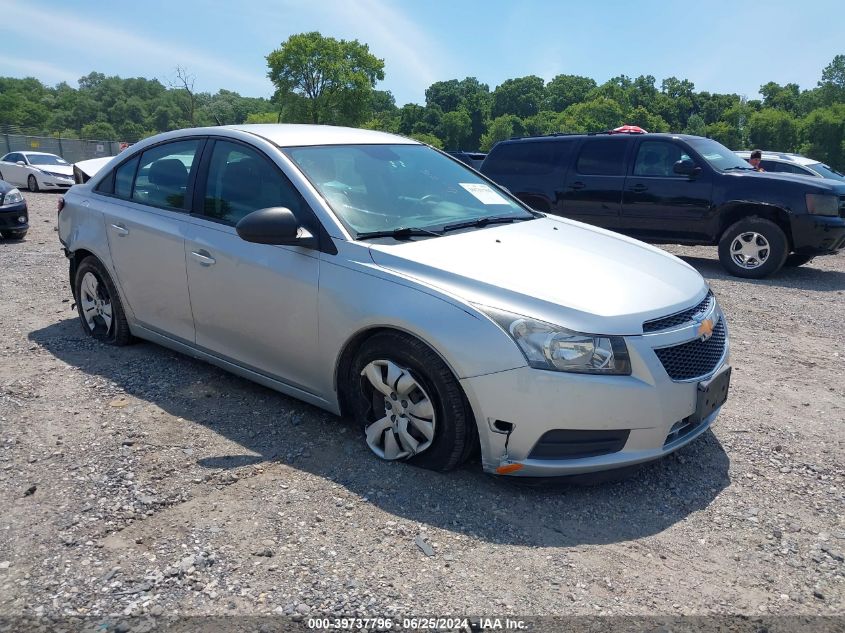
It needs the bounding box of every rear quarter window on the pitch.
[483,140,573,177]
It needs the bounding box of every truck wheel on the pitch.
[718,217,788,279]
[784,253,815,268]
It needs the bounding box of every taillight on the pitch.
[57,197,65,215]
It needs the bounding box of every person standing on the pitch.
[748,149,765,171]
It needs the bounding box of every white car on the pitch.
[0,151,75,192]
[735,150,845,182]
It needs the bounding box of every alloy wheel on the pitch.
[730,231,770,269]
[79,271,113,333]
[360,359,436,460]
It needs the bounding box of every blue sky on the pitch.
[2,0,842,106]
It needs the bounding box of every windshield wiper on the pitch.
[442,215,532,233]
[355,226,443,241]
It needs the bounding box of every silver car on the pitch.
[57,124,731,477]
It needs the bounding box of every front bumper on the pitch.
[461,305,730,477]
[0,203,28,230]
[38,177,73,190]
[790,214,845,255]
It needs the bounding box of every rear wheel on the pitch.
[348,331,475,472]
[718,217,788,279]
[784,252,815,267]
[28,174,39,193]
[73,257,133,345]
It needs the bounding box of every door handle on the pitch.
[110,223,129,236]
[190,250,216,266]
[629,184,648,193]
[568,181,586,190]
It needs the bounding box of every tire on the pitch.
[717,217,788,279]
[784,252,815,268]
[28,174,39,193]
[73,257,133,345]
[348,331,475,472]
[1,230,27,240]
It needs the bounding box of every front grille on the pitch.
[643,291,713,333]
[654,318,727,381]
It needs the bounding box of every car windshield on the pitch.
[810,162,845,182]
[283,144,533,237]
[27,154,68,166]
[687,138,754,171]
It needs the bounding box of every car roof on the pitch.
[499,132,706,144]
[734,150,817,166]
[220,124,418,147]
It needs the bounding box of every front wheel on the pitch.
[1,230,27,240]
[73,257,133,345]
[28,174,39,192]
[348,331,475,472]
[718,217,788,279]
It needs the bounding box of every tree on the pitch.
[81,121,118,140]
[801,104,845,170]
[266,31,384,125]
[706,121,742,149]
[818,54,845,105]
[437,109,472,149]
[491,76,544,119]
[748,109,799,151]
[409,132,443,149]
[543,74,596,112]
[169,66,198,126]
[479,115,524,151]
[559,98,625,133]
[760,82,801,115]
[683,114,707,136]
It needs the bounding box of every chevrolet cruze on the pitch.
[57,125,731,477]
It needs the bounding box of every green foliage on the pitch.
[748,109,800,152]
[801,104,845,169]
[266,31,384,125]
[0,38,842,171]
[409,132,443,149]
[479,115,524,151]
[491,76,544,119]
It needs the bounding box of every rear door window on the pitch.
[132,140,202,211]
[575,139,628,176]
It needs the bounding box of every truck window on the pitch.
[576,139,627,176]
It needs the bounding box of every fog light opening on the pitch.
[496,463,523,475]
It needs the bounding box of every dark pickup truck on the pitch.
[480,132,845,278]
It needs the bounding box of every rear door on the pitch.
[98,138,203,343]
[561,137,631,229]
[184,138,321,393]
[620,139,713,241]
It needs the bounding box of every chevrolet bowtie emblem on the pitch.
[697,319,714,341]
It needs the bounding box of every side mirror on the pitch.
[16,161,26,166]
[673,159,701,177]
[235,207,317,248]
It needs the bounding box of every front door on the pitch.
[100,138,204,343]
[621,139,713,242]
[184,138,320,394]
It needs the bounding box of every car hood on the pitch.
[740,170,845,193]
[33,164,73,176]
[367,216,708,335]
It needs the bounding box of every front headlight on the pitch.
[478,306,631,375]
[805,193,839,216]
[1,188,23,206]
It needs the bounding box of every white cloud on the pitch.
[2,0,269,93]
[0,55,81,85]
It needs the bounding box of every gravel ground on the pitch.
[0,192,843,626]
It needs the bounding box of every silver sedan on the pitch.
[57,124,730,477]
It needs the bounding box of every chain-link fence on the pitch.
[0,129,122,164]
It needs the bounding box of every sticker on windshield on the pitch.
[459,183,510,205]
